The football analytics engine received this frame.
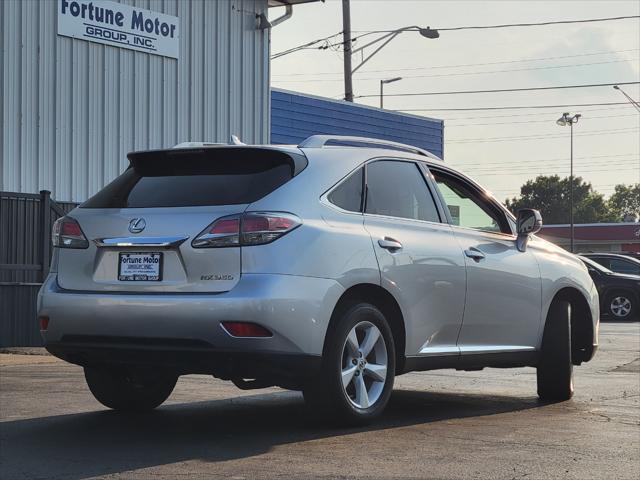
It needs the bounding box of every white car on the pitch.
[38,136,599,424]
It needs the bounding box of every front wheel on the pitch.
[84,366,178,411]
[537,301,574,401]
[303,303,396,425]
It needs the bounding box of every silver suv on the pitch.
[38,136,599,424]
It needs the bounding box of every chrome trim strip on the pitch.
[93,236,189,248]
[459,345,536,354]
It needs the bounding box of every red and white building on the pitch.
[539,223,640,254]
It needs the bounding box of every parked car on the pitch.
[38,136,599,424]
[579,256,640,321]
[580,253,640,276]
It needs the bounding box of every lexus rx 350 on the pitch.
[38,136,599,424]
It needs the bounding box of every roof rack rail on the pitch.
[298,135,439,159]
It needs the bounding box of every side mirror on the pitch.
[516,209,542,252]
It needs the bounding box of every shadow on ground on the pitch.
[0,388,543,479]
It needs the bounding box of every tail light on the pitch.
[192,212,300,248]
[52,217,89,249]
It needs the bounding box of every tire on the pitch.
[606,292,635,320]
[303,302,396,425]
[84,366,178,412]
[537,300,574,401]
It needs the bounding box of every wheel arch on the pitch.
[548,287,594,365]
[325,283,406,374]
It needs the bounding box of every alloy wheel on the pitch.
[340,321,388,409]
[610,296,632,318]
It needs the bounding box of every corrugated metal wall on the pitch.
[1,0,270,203]
[271,88,444,158]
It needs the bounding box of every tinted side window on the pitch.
[609,258,640,275]
[432,170,511,234]
[328,168,364,212]
[365,161,440,222]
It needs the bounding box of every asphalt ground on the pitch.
[1,321,638,479]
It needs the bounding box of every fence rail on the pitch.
[0,191,78,347]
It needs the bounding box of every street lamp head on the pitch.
[556,113,569,126]
[613,85,620,90]
[382,77,402,84]
[419,27,440,39]
[556,112,580,126]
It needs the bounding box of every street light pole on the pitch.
[380,77,402,109]
[557,112,581,253]
[570,119,574,253]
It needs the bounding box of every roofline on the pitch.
[271,87,444,124]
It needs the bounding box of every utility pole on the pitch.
[342,0,354,102]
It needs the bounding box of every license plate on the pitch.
[118,252,162,281]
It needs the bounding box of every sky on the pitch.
[269,0,640,202]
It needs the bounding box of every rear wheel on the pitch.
[303,303,395,425]
[537,300,573,401]
[84,366,177,411]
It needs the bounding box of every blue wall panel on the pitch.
[270,89,444,159]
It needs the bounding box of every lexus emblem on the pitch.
[128,218,146,234]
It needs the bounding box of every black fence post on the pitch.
[40,190,51,281]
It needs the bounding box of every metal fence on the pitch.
[0,191,78,347]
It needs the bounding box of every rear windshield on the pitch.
[82,148,300,208]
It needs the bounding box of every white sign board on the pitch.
[57,0,179,59]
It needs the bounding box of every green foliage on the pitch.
[607,184,640,221]
[505,175,619,224]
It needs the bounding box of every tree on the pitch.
[607,184,640,222]
[505,175,617,224]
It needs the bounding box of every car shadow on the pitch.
[1,388,542,479]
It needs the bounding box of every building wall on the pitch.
[1,0,270,203]
[271,88,444,158]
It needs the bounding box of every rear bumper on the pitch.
[38,273,344,360]
[45,340,321,383]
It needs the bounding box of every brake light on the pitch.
[221,321,272,338]
[52,217,89,249]
[192,212,300,248]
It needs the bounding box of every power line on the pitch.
[271,48,640,77]
[458,160,638,172]
[273,58,638,83]
[357,81,640,99]
[352,15,640,35]
[271,31,342,59]
[448,113,640,127]
[437,105,633,121]
[271,16,639,60]
[396,102,633,112]
[465,166,639,177]
[447,127,639,143]
[449,153,639,167]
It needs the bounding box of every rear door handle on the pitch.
[378,237,403,251]
[464,247,486,261]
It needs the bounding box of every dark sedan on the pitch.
[580,256,640,320]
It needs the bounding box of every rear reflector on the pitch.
[221,321,272,338]
[38,316,50,331]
